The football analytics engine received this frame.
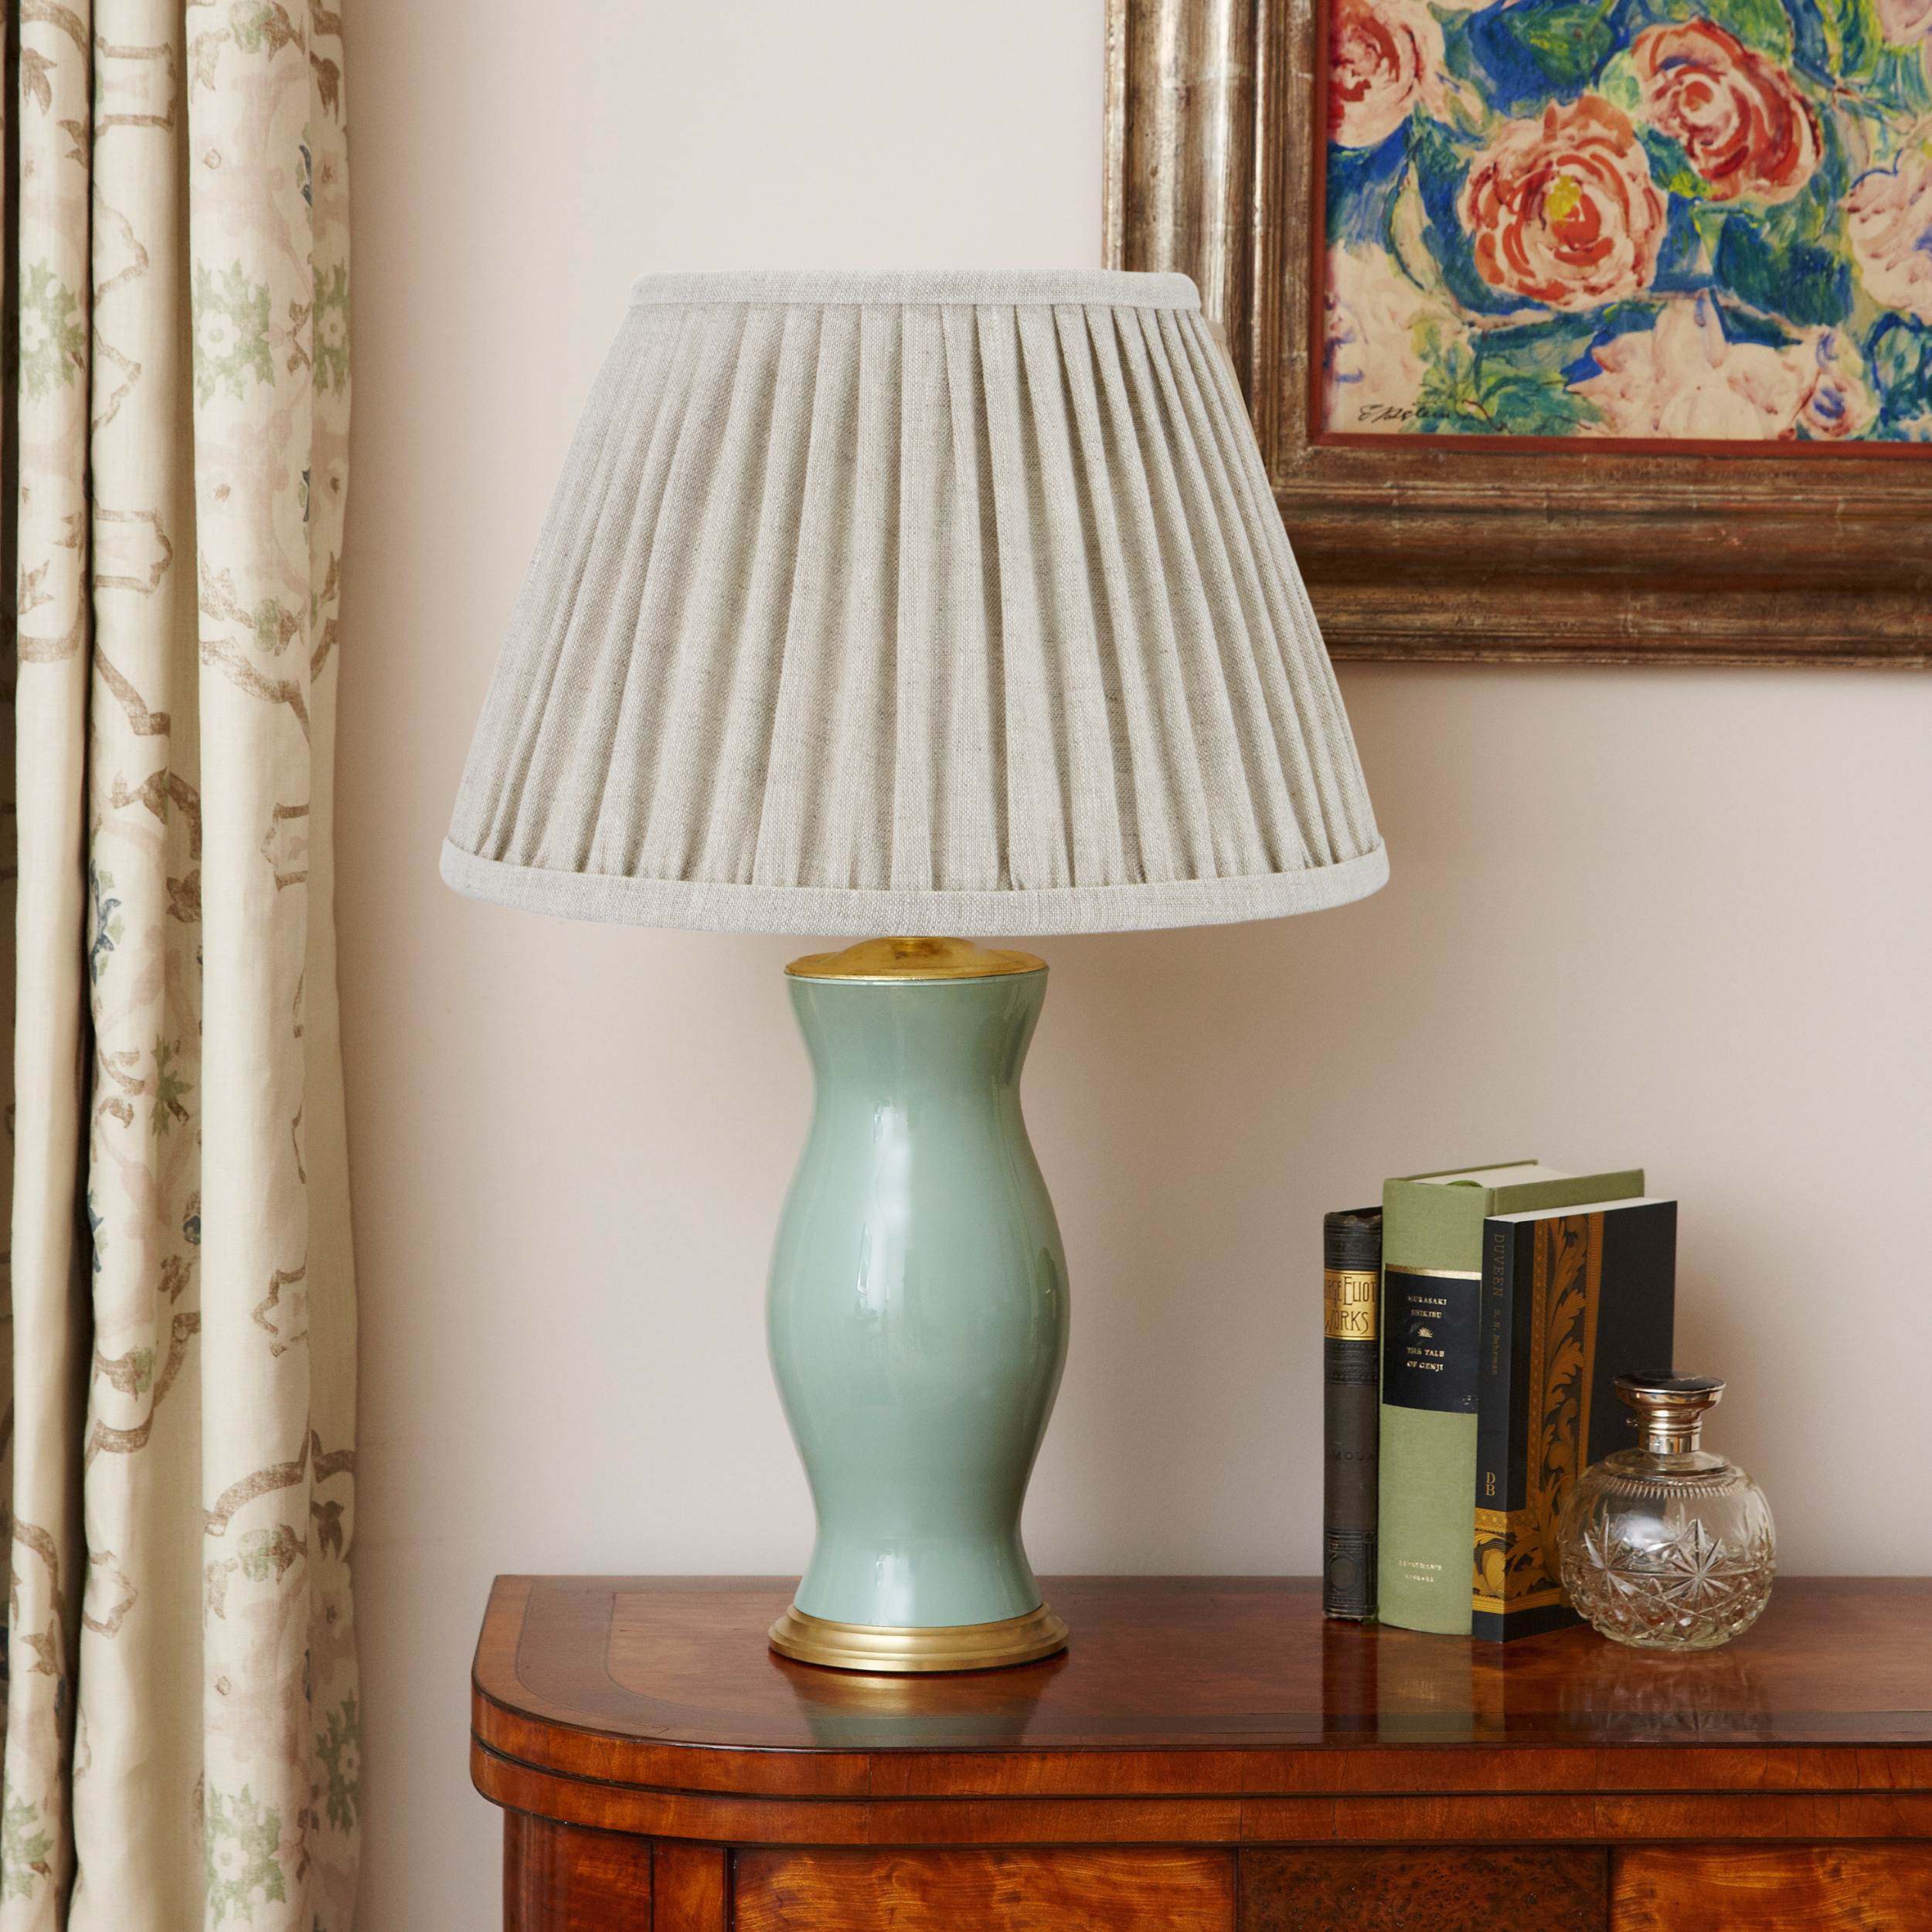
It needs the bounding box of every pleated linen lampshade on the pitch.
[441,269,1386,931]
[444,269,1388,1675]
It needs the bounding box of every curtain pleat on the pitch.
[4,5,358,1927]
[71,0,201,1921]
[9,0,94,1919]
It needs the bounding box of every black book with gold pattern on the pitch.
[1473,1198,1676,1642]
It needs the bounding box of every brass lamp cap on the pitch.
[786,937,1046,981]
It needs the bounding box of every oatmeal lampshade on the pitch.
[441,268,1386,935]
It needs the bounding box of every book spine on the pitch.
[1323,1207,1381,1621]
[1472,1216,1532,1641]
[1374,1182,1485,1635]
[1377,1252,1485,1634]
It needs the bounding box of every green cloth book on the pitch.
[1376,1160,1645,1636]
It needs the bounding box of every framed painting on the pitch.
[1104,0,1932,662]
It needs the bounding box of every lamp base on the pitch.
[767,1600,1068,1674]
[770,937,1070,1664]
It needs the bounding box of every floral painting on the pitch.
[1321,0,1932,440]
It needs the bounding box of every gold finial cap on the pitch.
[785,936,1046,981]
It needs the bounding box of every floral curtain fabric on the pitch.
[5,3,357,1927]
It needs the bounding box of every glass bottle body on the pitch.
[1558,1444,1774,1651]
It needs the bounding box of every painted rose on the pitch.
[1460,97,1667,309]
[1329,0,1447,149]
[1846,140,1932,321]
[1633,21,1821,204]
[1571,293,1871,437]
[1324,245,1465,427]
[1875,0,1932,43]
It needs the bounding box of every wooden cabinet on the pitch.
[473,1577,1932,1930]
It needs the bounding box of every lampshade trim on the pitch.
[440,838,1388,938]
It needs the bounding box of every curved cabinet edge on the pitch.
[471,1740,1932,1848]
[474,1738,872,1845]
[472,1682,874,1798]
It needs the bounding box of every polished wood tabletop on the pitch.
[474,1577,1932,1930]
[474,1576,1932,1808]
[480,1573,1932,1750]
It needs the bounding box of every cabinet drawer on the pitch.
[735,1847,1236,1930]
[1614,1845,1932,1930]
[1241,1847,1607,1931]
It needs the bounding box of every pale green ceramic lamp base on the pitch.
[767,938,1070,1674]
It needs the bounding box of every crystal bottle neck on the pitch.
[1641,1412,1705,1456]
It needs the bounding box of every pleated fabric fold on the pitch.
[445,268,1385,936]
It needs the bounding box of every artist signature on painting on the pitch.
[1357,403,1421,424]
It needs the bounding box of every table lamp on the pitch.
[443,270,1386,1672]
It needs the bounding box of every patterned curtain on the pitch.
[3,2,357,1927]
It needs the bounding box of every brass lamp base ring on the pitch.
[767,1601,1068,1673]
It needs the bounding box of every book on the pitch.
[1376,1160,1645,1636]
[1323,1205,1381,1620]
[1472,1196,1676,1641]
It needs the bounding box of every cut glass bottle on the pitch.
[1556,1372,1774,1651]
